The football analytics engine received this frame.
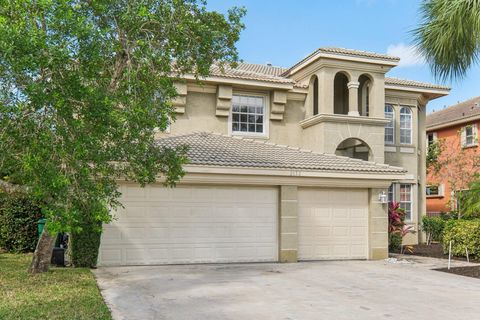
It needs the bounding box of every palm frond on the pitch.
[412,0,480,81]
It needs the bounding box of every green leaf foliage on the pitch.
[0,1,245,233]
[0,194,42,252]
[443,219,480,257]
[422,216,445,243]
[69,219,102,268]
[413,0,480,80]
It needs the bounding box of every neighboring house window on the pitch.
[388,184,395,203]
[427,132,437,147]
[399,184,412,221]
[231,94,265,135]
[384,105,395,144]
[400,107,412,144]
[461,124,477,148]
[426,184,444,197]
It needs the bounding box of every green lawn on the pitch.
[0,253,111,320]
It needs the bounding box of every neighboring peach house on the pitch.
[426,96,480,215]
[98,47,449,267]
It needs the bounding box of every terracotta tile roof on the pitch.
[209,62,293,85]
[157,132,406,174]
[283,47,400,76]
[207,61,446,92]
[426,96,480,129]
[385,77,450,91]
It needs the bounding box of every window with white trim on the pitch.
[400,107,412,144]
[426,184,443,197]
[427,132,437,147]
[384,105,395,144]
[461,124,477,148]
[399,184,412,221]
[231,95,265,134]
[388,184,395,203]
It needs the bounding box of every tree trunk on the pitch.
[28,225,56,274]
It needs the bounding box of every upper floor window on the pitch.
[388,184,395,203]
[400,107,412,144]
[399,184,412,221]
[384,105,395,144]
[313,76,319,115]
[461,124,477,148]
[427,132,437,147]
[426,184,444,198]
[231,94,266,135]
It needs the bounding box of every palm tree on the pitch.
[413,0,480,80]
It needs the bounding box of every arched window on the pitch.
[400,106,412,144]
[358,75,372,116]
[384,105,395,144]
[334,72,349,115]
[313,76,319,115]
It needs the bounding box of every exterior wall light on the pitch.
[378,191,388,204]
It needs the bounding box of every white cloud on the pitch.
[387,43,425,67]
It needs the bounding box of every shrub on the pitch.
[443,219,480,257]
[0,194,42,252]
[389,233,402,252]
[69,219,102,268]
[422,216,445,244]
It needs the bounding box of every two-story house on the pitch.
[426,96,480,215]
[98,47,449,266]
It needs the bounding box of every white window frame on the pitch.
[388,183,396,203]
[229,92,269,138]
[399,184,413,221]
[400,106,412,145]
[384,104,395,145]
[461,124,477,148]
[426,184,444,198]
[427,132,437,147]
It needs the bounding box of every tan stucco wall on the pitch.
[162,68,431,247]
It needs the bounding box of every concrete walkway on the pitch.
[94,256,480,320]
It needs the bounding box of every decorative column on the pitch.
[347,81,360,116]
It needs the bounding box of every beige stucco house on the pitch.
[98,47,449,266]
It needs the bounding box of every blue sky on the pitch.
[207,0,480,113]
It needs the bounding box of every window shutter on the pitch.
[433,132,437,141]
[461,127,466,147]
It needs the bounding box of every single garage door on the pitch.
[298,188,368,260]
[99,184,278,266]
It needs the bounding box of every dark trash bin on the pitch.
[51,247,65,267]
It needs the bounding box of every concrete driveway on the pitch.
[94,257,480,320]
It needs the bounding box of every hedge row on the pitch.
[443,219,480,257]
[0,194,42,252]
[422,216,446,243]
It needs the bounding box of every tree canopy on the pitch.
[0,0,245,233]
[413,0,480,80]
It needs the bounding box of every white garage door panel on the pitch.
[99,185,278,266]
[298,188,368,260]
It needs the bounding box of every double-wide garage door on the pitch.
[99,185,278,266]
[99,185,369,266]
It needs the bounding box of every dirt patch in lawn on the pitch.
[400,243,480,263]
[435,266,480,279]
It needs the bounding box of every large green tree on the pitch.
[413,0,480,80]
[0,0,245,273]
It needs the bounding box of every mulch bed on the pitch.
[398,243,480,279]
[435,266,480,279]
[401,243,480,263]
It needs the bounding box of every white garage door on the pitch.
[298,188,368,260]
[99,184,278,266]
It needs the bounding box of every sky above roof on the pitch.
[207,0,480,114]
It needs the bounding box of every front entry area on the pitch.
[98,184,278,266]
[298,188,369,260]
